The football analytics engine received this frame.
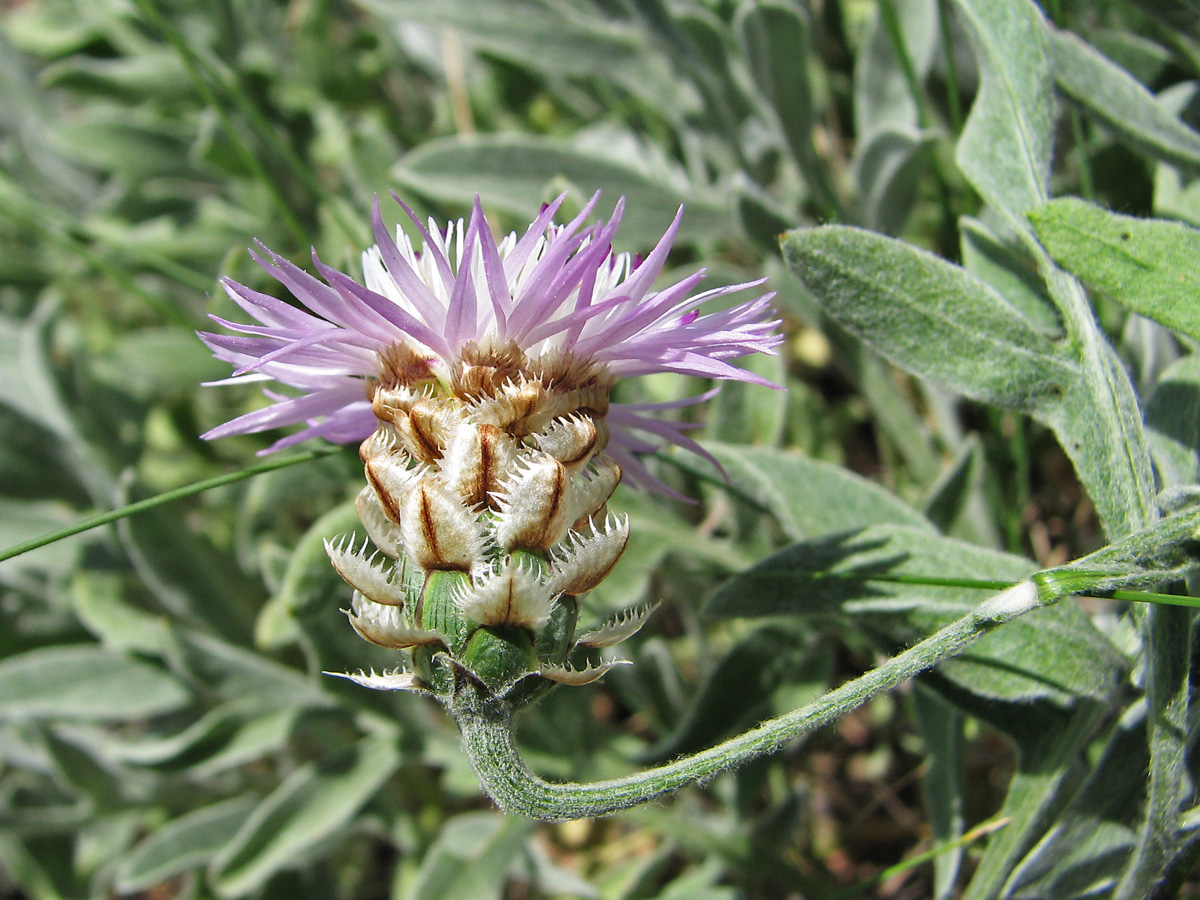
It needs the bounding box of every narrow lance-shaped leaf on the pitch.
[952,0,1053,225]
[1029,197,1200,341]
[781,225,1077,414]
[209,733,400,897]
[1052,28,1200,171]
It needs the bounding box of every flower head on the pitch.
[202,194,781,700]
[200,193,780,489]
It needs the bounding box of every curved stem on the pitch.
[454,582,1043,822]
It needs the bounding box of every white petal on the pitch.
[354,487,405,559]
[492,456,569,551]
[562,455,621,529]
[399,475,487,570]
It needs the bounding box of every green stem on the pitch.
[936,0,964,132]
[0,444,345,563]
[454,582,1043,821]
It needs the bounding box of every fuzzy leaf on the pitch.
[1052,28,1200,170]
[0,646,191,720]
[117,798,257,894]
[781,225,1077,413]
[705,524,1125,706]
[952,0,1053,223]
[210,733,400,897]
[695,441,931,540]
[1029,197,1200,340]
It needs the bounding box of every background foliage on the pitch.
[2,0,1199,898]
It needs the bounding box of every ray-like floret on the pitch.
[200,194,782,473]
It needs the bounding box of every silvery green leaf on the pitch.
[1007,703,1147,900]
[209,733,400,897]
[708,350,787,446]
[111,701,297,776]
[638,625,830,763]
[781,225,1077,413]
[1052,28,1200,170]
[117,797,257,894]
[914,689,965,900]
[391,134,731,245]
[734,1,823,192]
[852,127,932,236]
[959,217,1063,335]
[952,0,1053,225]
[1029,197,1200,341]
[408,811,534,900]
[697,441,931,540]
[1146,354,1200,487]
[853,0,938,137]
[0,646,190,720]
[705,524,1124,706]
[162,628,327,712]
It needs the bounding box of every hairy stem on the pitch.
[454,582,1043,821]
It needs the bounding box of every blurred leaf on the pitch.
[40,51,191,102]
[853,0,938,137]
[111,701,297,776]
[117,492,260,644]
[951,0,1053,224]
[162,628,327,711]
[593,485,748,612]
[0,645,190,720]
[705,524,1125,706]
[781,225,1076,413]
[639,624,830,762]
[921,435,982,534]
[392,134,731,245]
[360,0,670,91]
[707,350,787,446]
[408,811,534,900]
[1052,28,1200,170]
[1006,705,1147,900]
[1146,353,1200,487]
[1029,197,1200,340]
[913,689,965,900]
[697,442,931,540]
[118,797,257,894]
[735,2,825,199]
[71,571,168,655]
[271,499,361,619]
[53,109,195,180]
[852,127,931,236]
[210,732,400,897]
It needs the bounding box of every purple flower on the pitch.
[200,194,782,489]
